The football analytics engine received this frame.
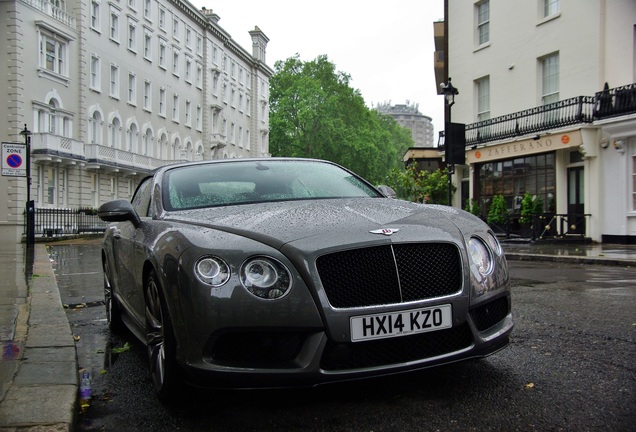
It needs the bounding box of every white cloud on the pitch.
[192,0,445,138]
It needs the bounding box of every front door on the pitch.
[567,167,585,235]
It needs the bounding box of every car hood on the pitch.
[164,198,480,252]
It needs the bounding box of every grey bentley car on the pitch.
[98,158,512,400]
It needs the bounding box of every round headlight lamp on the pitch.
[241,257,292,300]
[468,237,493,275]
[195,256,230,287]
[486,232,503,256]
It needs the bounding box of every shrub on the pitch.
[487,195,508,225]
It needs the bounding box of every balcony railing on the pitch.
[21,0,76,27]
[437,83,636,148]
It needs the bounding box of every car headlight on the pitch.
[195,256,230,287]
[241,257,292,300]
[486,232,503,256]
[468,237,493,275]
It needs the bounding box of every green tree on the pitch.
[385,165,455,205]
[269,55,412,183]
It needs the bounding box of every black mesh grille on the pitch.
[316,243,462,308]
[210,331,305,368]
[470,297,510,331]
[320,323,473,371]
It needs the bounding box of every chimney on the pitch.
[249,26,269,63]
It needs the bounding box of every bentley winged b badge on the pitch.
[370,228,400,236]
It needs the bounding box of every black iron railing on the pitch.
[437,83,636,148]
[27,207,108,238]
[488,213,591,241]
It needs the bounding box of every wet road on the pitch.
[49,242,636,432]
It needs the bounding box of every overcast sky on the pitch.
[191,0,445,137]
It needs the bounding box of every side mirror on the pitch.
[97,199,142,228]
[376,185,397,199]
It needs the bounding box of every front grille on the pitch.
[210,331,305,368]
[320,323,473,371]
[316,243,462,308]
[470,296,510,331]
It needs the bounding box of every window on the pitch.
[110,117,121,148]
[128,18,137,52]
[185,27,192,49]
[159,88,166,116]
[158,7,166,30]
[172,94,179,121]
[159,38,167,69]
[144,0,151,20]
[90,1,101,31]
[185,57,192,83]
[39,31,68,77]
[477,1,490,46]
[541,53,559,105]
[90,55,101,90]
[185,100,191,126]
[143,80,151,111]
[128,73,136,104]
[89,110,102,144]
[172,49,180,76]
[109,7,120,42]
[196,105,202,130]
[110,64,119,98]
[476,76,490,121]
[128,0,136,10]
[172,17,179,39]
[196,34,202,56]
[544,0,559,17]
[144,31,152,60]
[127,122,138,152]
[196,62,202,88]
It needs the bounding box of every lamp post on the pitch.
[441,77,459,206]
[19,124,34,246]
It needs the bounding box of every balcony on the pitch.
[21,0,76,28]
[31,133,84,160]
[85,144,172,173]
[438,83,636,148]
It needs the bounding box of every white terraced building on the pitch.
[0,0,273,243]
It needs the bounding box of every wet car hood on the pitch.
[164,198,470,251]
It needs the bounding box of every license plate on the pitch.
[350,304,452,342]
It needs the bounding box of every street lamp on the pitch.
[19,124,34,246]
[441,78,459,206]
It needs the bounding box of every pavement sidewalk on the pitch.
[0,238,634,431]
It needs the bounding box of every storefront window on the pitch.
[477,152,556,217]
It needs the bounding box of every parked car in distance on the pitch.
[98,158,512,401]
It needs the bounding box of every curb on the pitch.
[505,252,634,267]
[0,244,77,432]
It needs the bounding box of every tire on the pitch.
[145,269,182,402]
[103,259,125,333]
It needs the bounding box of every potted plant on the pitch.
[465,198,480,218]
[487,195,508,228]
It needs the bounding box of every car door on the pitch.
[112,177,153,326]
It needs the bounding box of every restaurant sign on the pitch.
[466,130,583,164]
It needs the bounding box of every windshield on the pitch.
[163,160,382,211]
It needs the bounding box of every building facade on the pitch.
[0,0,273,243]
[430,0,636,244]
[375,102,435,148]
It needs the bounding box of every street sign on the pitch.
[2,142,26,177]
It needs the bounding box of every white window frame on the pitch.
[172,17,180,40]
[128,72,137,105]
[544,0,559,18]
[109,6,120,42]
[476,0,490,46]
[196,34,202,56]
[185,27,192,49]
[185,56,192,83]
[90,0,101,32]
[158,38,167,69]
[159,87,166,117]
[476,76,490,121]
[38,30,69,78]
[196,105,202,131]
[172,94,179,122]
[143,0,152,20]
[158,7,166,30]
[90,55,101,91]
[185,100,191,127]
[143,80,151,111]
[541,53,560,105]
[109,64,120,98]
[196,62,203,89]
[127,18,137,52]
[172,49,180,76]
